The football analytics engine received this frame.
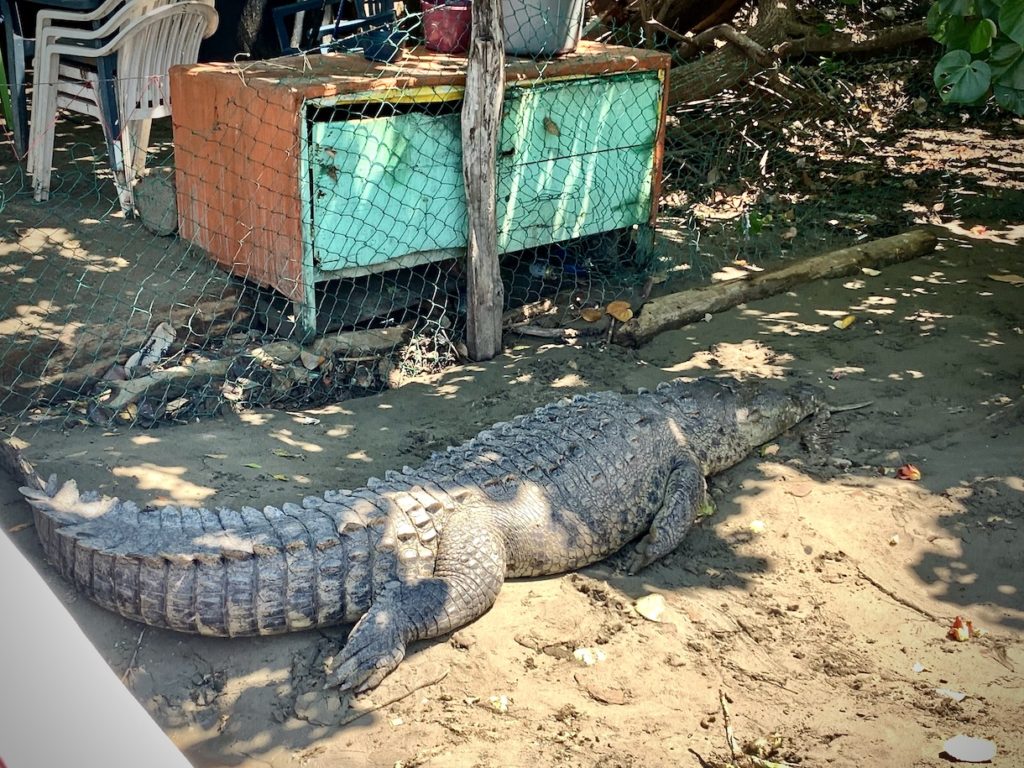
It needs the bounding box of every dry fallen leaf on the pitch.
[300,350,324,370]
[989,273,1024,286]
[896,464,922,481]
[580,307,604,323]
[606,300,634,322]
[542,116,560,136]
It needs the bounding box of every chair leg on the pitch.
[114,120,136,213]
[1,0,32,158]
[94,56,134,212]
[30,53,63,201]
[129,117,151,180]
[29,84,51,200]
[7,34,31,158]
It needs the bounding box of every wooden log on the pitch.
[461,0,505,361]
[614,228,939,347]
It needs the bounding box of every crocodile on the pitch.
[10,376,825,693]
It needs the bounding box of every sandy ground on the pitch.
[2,224,1023,767]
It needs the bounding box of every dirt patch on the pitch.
[2,223,1022,767]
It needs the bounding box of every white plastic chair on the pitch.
[28,0,218,212]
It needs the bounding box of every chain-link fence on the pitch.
[0,0,975,437]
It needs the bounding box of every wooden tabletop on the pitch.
[174,41,671,99]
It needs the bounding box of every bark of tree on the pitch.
[664,0,930,106]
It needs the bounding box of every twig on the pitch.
[678,24,777,66]
[719,688,740,766]
[855,566,941,623]
[507,324,602,342]
[828,400,873,414]
[121,628,146,682]
[338,667,450,726]
[502,298,557,326]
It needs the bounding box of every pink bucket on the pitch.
[423,1,472,54]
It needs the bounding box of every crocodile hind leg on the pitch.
[327,510,507,693]
[626,458,706,575]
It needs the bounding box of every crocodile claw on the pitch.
[325,609,407,694]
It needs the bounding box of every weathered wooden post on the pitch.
[461,0,505,361]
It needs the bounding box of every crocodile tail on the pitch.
[4,436,444,636]
[17,475,384,636]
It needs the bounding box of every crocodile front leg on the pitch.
[327,508,507,692]
[626,456,706,574]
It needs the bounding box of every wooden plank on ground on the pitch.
[614,228,940,347]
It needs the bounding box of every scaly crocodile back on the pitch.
[8,377,824,639]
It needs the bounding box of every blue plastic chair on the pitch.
[271,0,394,55]
[0,0,35,155]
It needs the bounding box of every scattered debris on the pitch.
[896,464,922,481]
[935,688,967,703]
[486,695,511,714]
[912,662,926,673]
[947,616,985,642]
[833,314,856,330]
[988,273,1024,286]
[576,674,628,705]
[888,533,900,546]
[942,735,997,763]
[572,647,607,666]
[634,594,667,622]
[749,520,767,534]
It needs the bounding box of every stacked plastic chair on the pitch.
[27,0,218,213]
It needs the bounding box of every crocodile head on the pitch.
[658,377,827,472]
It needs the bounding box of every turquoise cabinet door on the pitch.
[311,111,468,272]
[499,74,662,167]
[308,72,662,272]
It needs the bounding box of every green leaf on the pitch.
[994,83,1024,113]
[977,0,1002,20]
[927,3,950,38]
[991,40,1024,87]
[968,18,998,51]
[934,49,993,102]
[936,0,976,14]
[938,15,976,49]
[1000,0,1024,44]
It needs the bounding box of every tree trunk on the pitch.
[667,0,789,105]
[666,1,930,106]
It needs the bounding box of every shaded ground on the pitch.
[3,42,1024,768]
[3,223,1023,767]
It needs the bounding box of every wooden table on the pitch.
[171,43,671,339]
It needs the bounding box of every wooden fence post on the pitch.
[461,0,505,361]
